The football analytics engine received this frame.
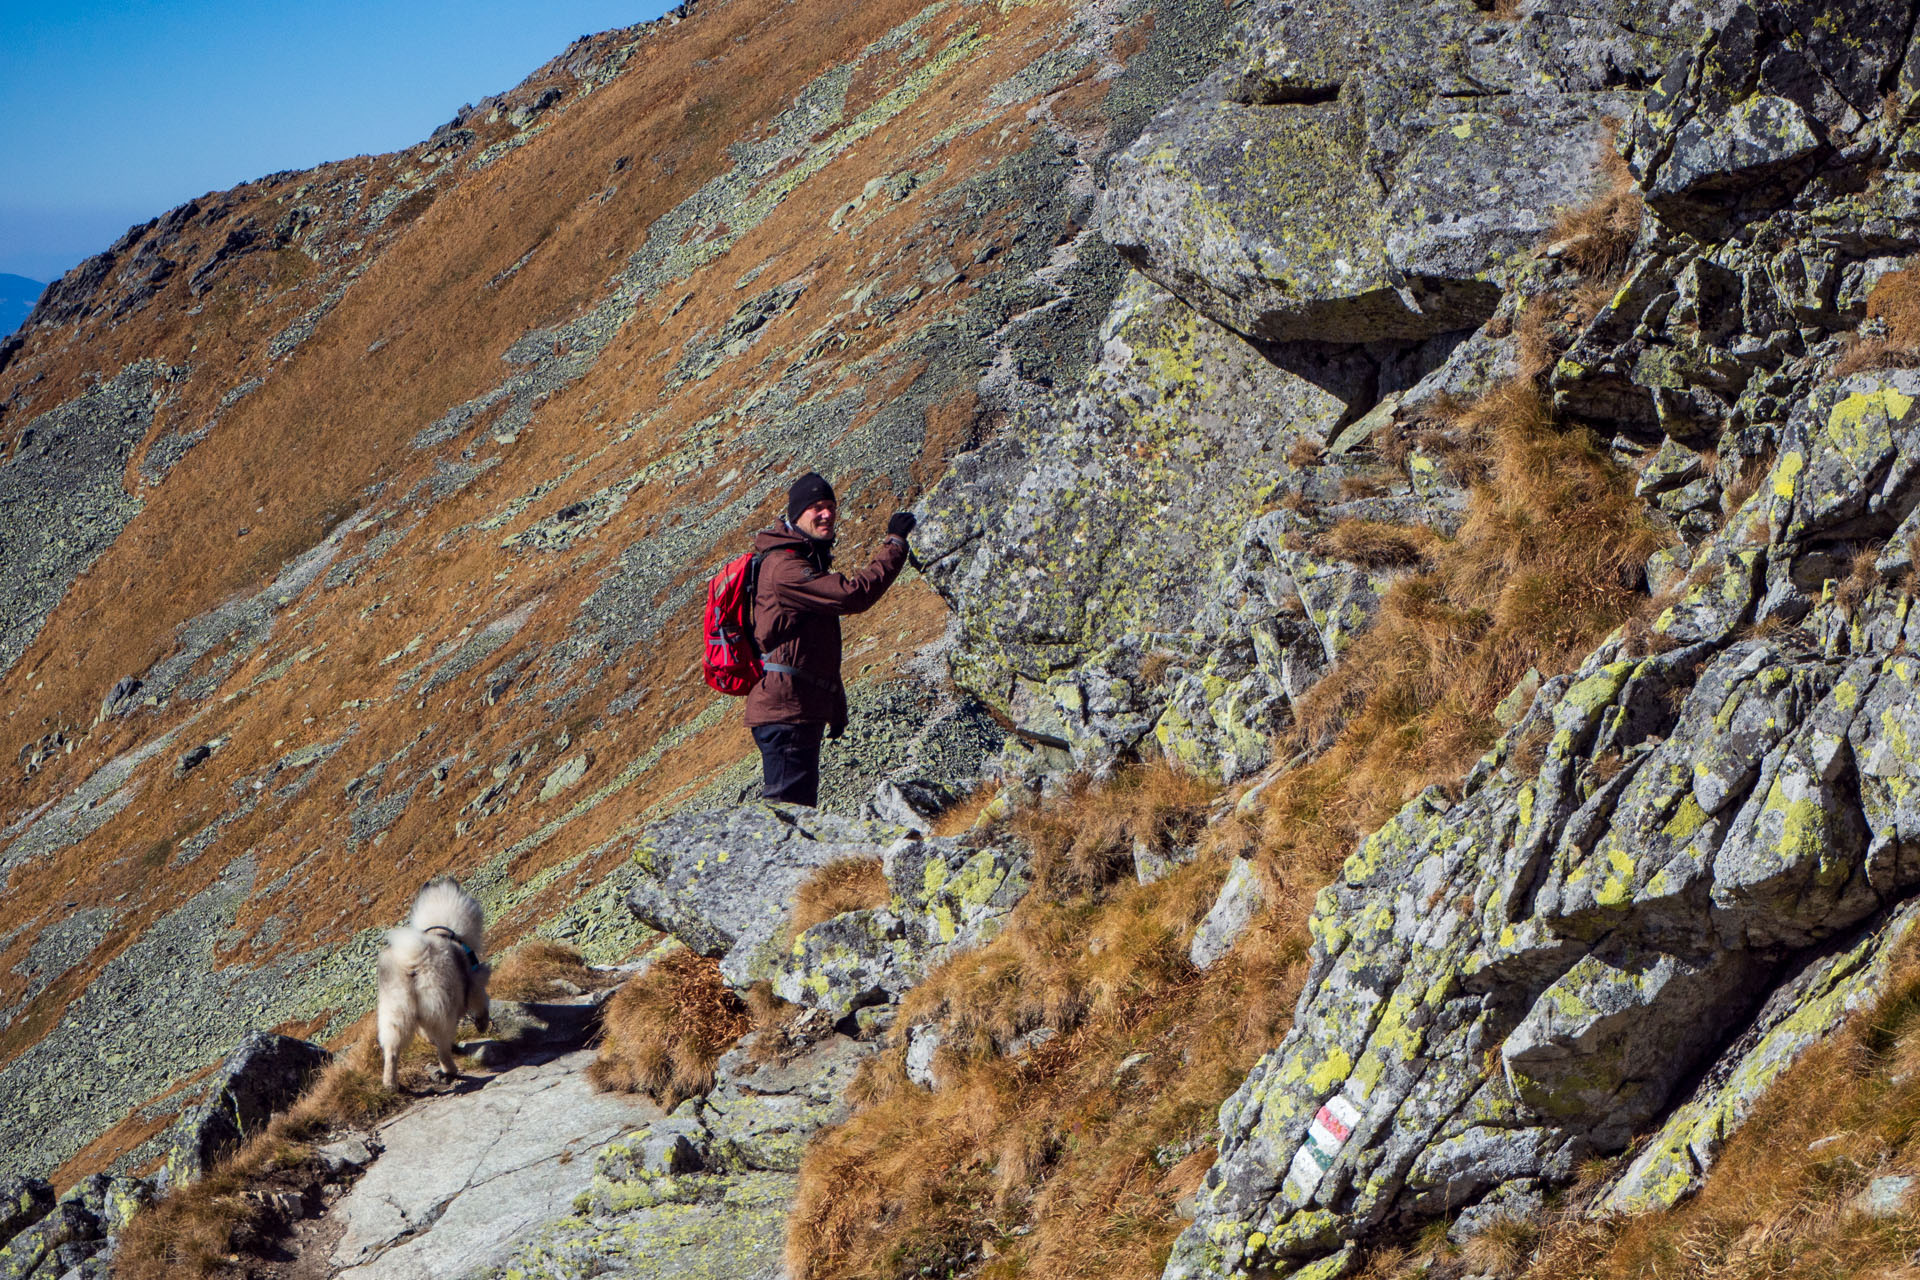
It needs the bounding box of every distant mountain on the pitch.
[0,274,41,336]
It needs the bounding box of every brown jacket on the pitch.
[744,523,908,729]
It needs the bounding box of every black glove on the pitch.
[886,511,917,539]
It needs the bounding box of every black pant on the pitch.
[753,722,823,807]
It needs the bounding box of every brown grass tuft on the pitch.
[1311,519,1438,570]
[1462,1215,1541,1278]
[489,939,622,1001]
[1339,470,1395,501]
[791,857,892,937]
[1835,542,1886,615]
[1288,435,1327,469]
[1011,765,1218,902]
[588,948,751,1107]
[1138,650,1178,690]
[932,782,1004,838]
[1717,448,1777,524]
[1832,268,1920,377]
[114,1024,402,1280]
[1548,122,1641,281]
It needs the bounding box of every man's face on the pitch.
[795,499,837,541]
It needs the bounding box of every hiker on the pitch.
[745,472,915,806]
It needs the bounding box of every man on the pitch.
[745,472,916,806]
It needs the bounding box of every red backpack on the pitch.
[702,550,768,695]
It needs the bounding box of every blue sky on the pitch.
[0,1,676,282]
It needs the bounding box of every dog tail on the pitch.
[377,925,428,1057]
[408,876,485,957]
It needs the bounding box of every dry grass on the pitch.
[1833,268,1920,377]
[1311,519,1439,569]
[1288,435,1327,468]
[791,858,893,937]
[1138,649,1179,690]
[488,939,624,1001]
[1718,448,1777,523]
[933,782,1004,838]
[1340,470,1395,501]
[1290,378,1663,790]
[588,947,752,1107]
[1835,543,1886,615]
[1548,123,1640,281]
[114,1023,402,1280]
[786,778,1294,1280]
[1011,765,1219,902]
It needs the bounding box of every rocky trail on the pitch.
[245,962,871,1280]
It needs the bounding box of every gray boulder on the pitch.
[622,805,914,987]
[0,1202,96,1280]
[773,910,917,1026]
[1099,0,1708,344]
[1190,857,1265,970]
[0,1181,51,1252]
[163,1031,330,1185]
[699,1034,873,1173]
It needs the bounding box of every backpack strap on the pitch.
[742,550,769,654]
[762,662,843,693]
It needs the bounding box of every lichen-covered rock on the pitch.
[1164,353,1920,1277]
[1191,857,1265,970]
[772,834,1030,1027]
[163,1031,330,1185]
[1624,0,1912,230]
[773,909,917,1026]
[0,1180,51,1252]
[622,806,914,988]
[60,1173,152,1238]
[919,275,1469,777]
[1604,899,1920,1213]
[479,1037,873,1279]
[482,1168,792,1280]
[1100,0,1704,344]
[0,1201,96,1280]
[885,834,1030,955]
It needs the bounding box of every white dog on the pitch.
[377,876,492,1090]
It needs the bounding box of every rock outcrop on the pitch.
[623,802,1030,1028]
[918,1,1733,782]
[1155,2,1920,1274]
[162,1030,331,1185]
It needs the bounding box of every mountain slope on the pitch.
[0,0,1230,1187]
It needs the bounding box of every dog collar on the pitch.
[425,925,479,971]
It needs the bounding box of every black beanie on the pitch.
[786,472,835,525]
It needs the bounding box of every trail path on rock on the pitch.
[328,1049,660,1280]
